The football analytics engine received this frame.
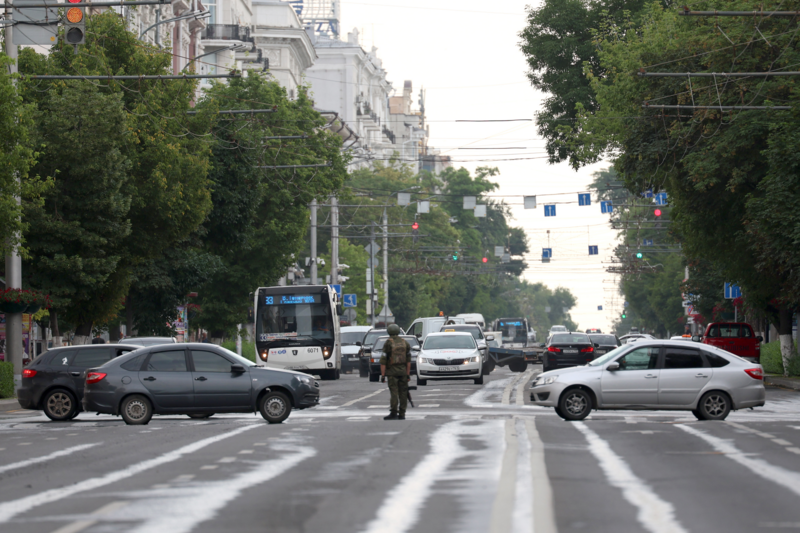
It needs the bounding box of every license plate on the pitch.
[563,349,578,354]
[439,366,458,371]
[349,356,358,360]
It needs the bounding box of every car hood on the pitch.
[537,364,597,381]
[341,346,361,355]
[421,348,477,357]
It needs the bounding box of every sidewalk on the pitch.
[764,374,800,392]
[0,397,32,414]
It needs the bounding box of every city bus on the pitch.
[254,285,342,380]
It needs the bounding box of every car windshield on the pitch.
[551,333,591,344]
[374,336,419,351]
[217,347,257,367]
[125,338,174,347]
[341,331,368,345]
[588,345,630,366]
[363,330,387,346]
[423,335,476,350]
[589,334,618,345]
[440,326,483,340]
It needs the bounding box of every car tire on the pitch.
[554,406,566,419]
[691,409,704,420]
[697,391,731,421]
[509,360,527,373]
[418,379,427,386]
[188,414,214,419]
[474,376,484,385]
[259,391,292,424]
[120,395,153,425]
[558,388,592,421]
[369,373,379,382]
[43,389,77,421]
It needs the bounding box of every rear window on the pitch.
[704,352,731,368]
[47,349,78,367]
[72,348,113,368]
[423,335,476,350]
[341,330,368,345]
[664,348,705,369]
[707,324,754,338]
[551,333,591,344]
[590,335,618,346]
[374,337,419,351]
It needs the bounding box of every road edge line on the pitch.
[490,417,518,533]
[525,417,558,533]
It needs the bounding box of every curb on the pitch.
[764,375,800,392]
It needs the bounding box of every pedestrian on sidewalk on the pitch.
[380,323,411,420]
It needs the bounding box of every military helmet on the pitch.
[387,323,401,336]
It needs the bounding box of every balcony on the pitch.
[201,24,247,41]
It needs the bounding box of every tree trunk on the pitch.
[73,322,93,346]
[125,295,133,337]
[778,308,794,377]
[50,309,63,348]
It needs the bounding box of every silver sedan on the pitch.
[530,340,765,421]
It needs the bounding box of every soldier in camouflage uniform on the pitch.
[380,323,411,420]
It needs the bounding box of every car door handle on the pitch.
[71,372,81,376]
[695,373,709,378]
[644,374,658,379]
[195,376,207,381]
[143,376,156,381]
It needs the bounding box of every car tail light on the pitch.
[22,368,37,378]
[580,346,594,353]
[547,346,561,353]
[86,372,107,384]
[744,368,763,380]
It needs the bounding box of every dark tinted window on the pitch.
[551,333,591,344]
[72,349,112,368]
[48,350,78,367]
[146,350,187,372]
[590,335,618,346]
[704,352,730,368]
[115,348,136,357]
[664,348,705,369]
[616,347,659,370]
[121,353,147,371]
[364,330,387,346]
[192,351,233,372]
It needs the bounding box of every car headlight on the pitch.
[543,375,558,385]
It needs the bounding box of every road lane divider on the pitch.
[678,424,800,497]
[526,418,558,533]
[491,418,519,533]
[574,422,688,533]
[0,443,99,475]
[50,500,128,533]
[340,389,385,408]
[516,368,537,406]
[0,423,259,523]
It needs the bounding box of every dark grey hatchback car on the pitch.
[82,343,320,425]
[18,344,142,421]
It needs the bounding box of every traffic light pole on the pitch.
[4,13,23,391]
[382,208,389,323]
[310,199,318,285]
[369,224,376,326]
[330,196,339,286]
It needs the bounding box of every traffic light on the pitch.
[635,251,643,259]
[482,256,488,263]
[452,251,458,261]
[621,312,627,319]
[654,209,662,217]
[411,221,419,243]
[65,0,86,45]
[411,222,419,230]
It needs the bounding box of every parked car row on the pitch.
[18,343,319,425]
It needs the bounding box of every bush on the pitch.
[761,340,800,376]
[221,340,256,363]
[0,362,14,398]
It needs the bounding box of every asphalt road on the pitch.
[2,365,800,533]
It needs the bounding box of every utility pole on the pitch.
[331,196,339,286]
[310,199,318,284]
[4,10,24,390]
[382,208,389,322]
[369,223,376,326]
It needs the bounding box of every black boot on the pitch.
[398,413,406,420]
[384,411,398,420]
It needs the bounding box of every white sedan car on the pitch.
[416,332,484,386]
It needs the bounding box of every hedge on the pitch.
[761,340,800,376]
[0,362,14,398]
[221,340,256,363]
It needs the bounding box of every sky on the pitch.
[336,0,622,332]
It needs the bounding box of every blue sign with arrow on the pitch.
[343,293,357,308]
[331,284,342,297]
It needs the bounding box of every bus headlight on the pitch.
[260,351,269,361]
[322,347,332,359]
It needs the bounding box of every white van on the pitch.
[455,313,486,330]
[406,316,466,343]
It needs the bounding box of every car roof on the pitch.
[614,339,745,360]
[43,343,142,351]
[440,324,479,329]
[425,331,473,337]
[122,336,175,341]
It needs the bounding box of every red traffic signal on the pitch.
[654,209,662,217]
[411,222,419,230]
[482,257,488,263]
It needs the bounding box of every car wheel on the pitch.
[691,409,705,421]
[120,395,153,425]
[43,389,77,421]
[259,391,292,424]
[188,414,214,419]
[509,360,527,373]
[418,379,427,386]
[698,391,731,421]
[369,373,379,382]
[554,406,567,419]
[474,376,484,385]
[558,388,592,421]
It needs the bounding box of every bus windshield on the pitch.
[257,296,334,346]
[498,319,527,343]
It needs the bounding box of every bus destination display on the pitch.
[264,294,321,305]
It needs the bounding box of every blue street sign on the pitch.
[578,193,591,206]
[643,239,653,246]
[655,192,668,205]
[331,284,342,296]
[588,245,599,255]
[343,293,357,308]
[601,201,613,213]
[597,305,603,311]
[544,205,556,217]
[542,248,553,259]
[643,188,653,198]
[724,283,742,299]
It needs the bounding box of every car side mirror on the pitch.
[756,335,763,342]
[691,335,702,342]
[355,341,362,346]
[336,304,343,316]
[231,364,246,373]
[486,335,494,341]
[606,362,620,371]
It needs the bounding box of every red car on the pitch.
[700,322,762,362]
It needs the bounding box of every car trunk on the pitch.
[547,341,594,368]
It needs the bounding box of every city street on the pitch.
[1,367,800,533]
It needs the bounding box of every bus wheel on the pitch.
[334,369,340,380]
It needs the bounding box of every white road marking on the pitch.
[341,389,385,408]
[218,457,237,463]
[678,424,800,497]
[787,448,800,455]
[491,418,518,533]
[515,368,536,405]
[150,484,170,489]
[50,501,128,533]
[418,404,440,408]
[0,424,258,523]
[200,465,218,470]
[174,475,194,481]
[503,373,525,405]
[525,418,557,533]
[512,418,533,533]
[18,442,31,446]
[239,450,254,454]
[773,439,793,446]
[367,405,385,409]
[346,417,371,421]
[315,406,340,410]
[0,443,99,475]
[574,422,688,533]
[253,443,267,446]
